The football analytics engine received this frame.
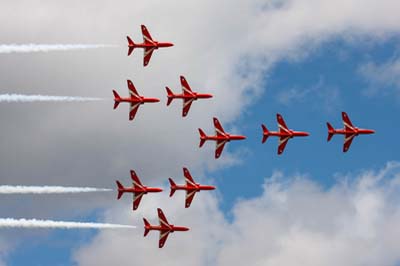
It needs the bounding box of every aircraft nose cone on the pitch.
[156,188,163,192]
[182,227,189,231]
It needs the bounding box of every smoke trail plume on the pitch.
[0,44,117,54]
[0,186,112,194]
[0,94,104,102]
[0,218,135,229]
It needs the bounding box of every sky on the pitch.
[1,0,400,265]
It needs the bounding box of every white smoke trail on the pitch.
[0,94,104,102]
[0,186,112,194]
[0,218,135,229]
[0,44,117,54]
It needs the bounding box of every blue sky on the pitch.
[5,36,400,266]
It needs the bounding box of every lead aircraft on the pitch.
[127,25,174,67]
[166,76,213,117]
[327,112,375,152]
[113,80,160,121]
[199,117,246,159]
[143,208,189,248]
[262,114,310,155]
[169,167,215,208]
[116,170,163,211]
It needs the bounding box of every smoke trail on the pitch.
[0,44,117,54]
[0,94,104,102]
[0,218,135,229]
[0,186,112,194]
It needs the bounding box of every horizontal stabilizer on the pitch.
[327,122,334,142]
[198,128,206,147]
[166,87,174,106]
[261,124,269,143]
[116,181,124,200]
[143,218,150,237]
[168,178,176,197]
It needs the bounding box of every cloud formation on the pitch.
[75,162,400,266]
[359,55,400,97]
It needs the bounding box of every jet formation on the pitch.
[114,25,376,248]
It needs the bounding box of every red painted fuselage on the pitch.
[117,186,163,195]
[167,92,213,100]
[128,42,174,49]
[114,96,160,104]
[262,129,310,138]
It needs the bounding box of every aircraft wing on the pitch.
[342,112,354,131]
[158,208,170,228]
[182,98,194,117]
[185,190,197,208]
[278,136,290,155]
[141,25,155,44]
[129,102,140,121]
[277,113,290,133]
[180,76,193,95]
[131,170,144,189]
[143,47,156,67]
[213,117,226,136]
[183,168,196,187]
[133,192,144,210]
[127,80,140,99]
[215,140,227,159]
[343,133,356,152]
[159,231,170,248]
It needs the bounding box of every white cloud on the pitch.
[277,77,341,112]
[359,55,400,97]
[74,162,400,266]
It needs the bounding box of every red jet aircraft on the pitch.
[143,208,189,248]
[127,25,174,67]
[113,80,160,121]
[262,114,310,155]
[199,117,246,159]
[327,112,375,152]
[166,76,213,117]
[168,167,215,208]
[116,170,163,211]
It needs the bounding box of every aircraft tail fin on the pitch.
[327,122,334,142]
[261,124,269,143]
[166,87,174,106]
[127,36,135,56]
[198,128,207,148]
[143,218,150,237]
[116,181,124,200]
[168,178,177,197]
[113,90,121,109]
